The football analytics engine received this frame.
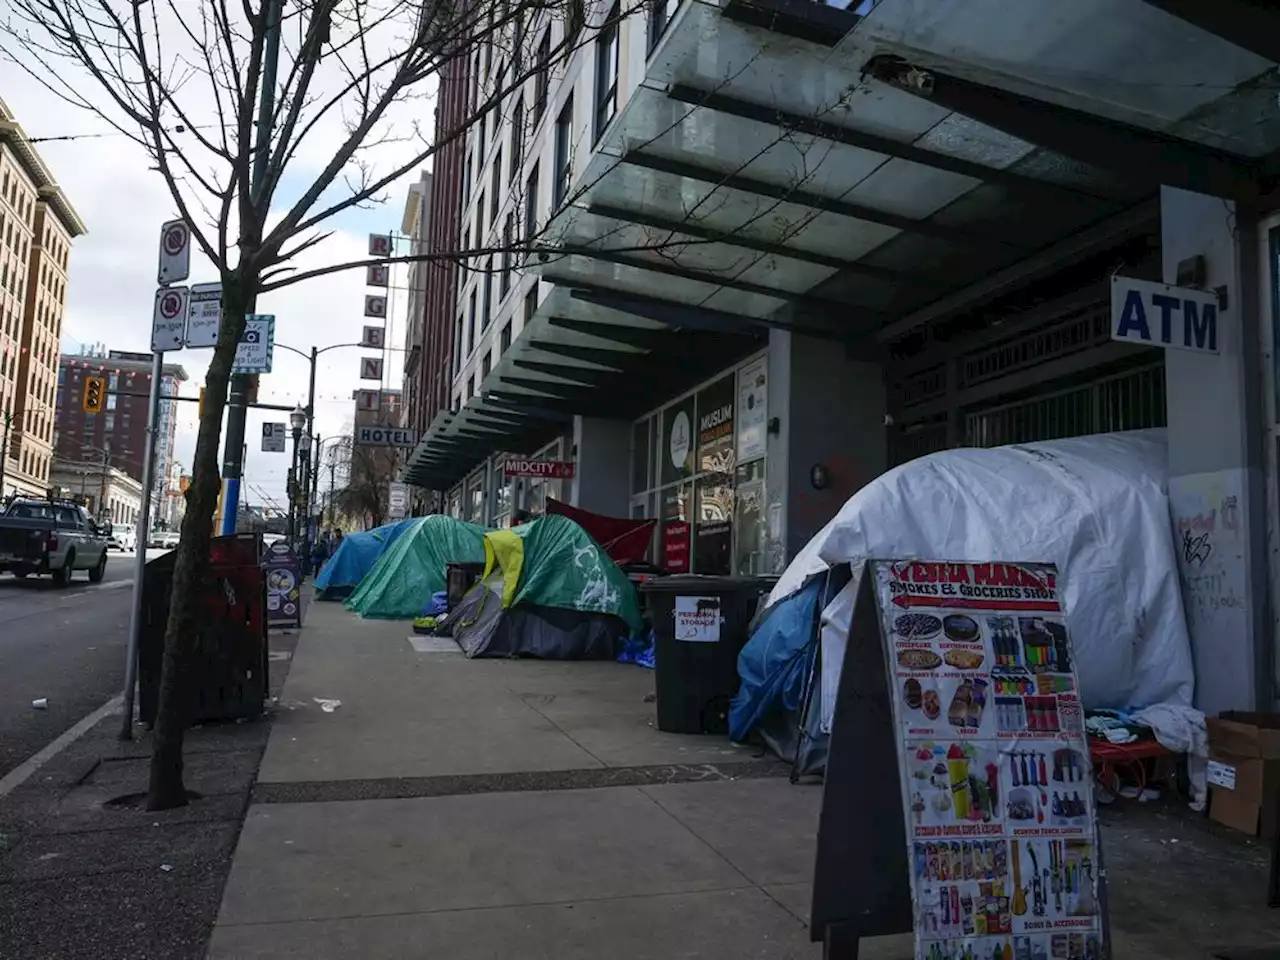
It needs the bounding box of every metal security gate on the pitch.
[964,363,1166,448]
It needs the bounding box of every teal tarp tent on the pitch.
[344,515,487,618]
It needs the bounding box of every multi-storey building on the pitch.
[56,349,187,497]
[0,98,84,499]
[401,169,433,426]
[403,51,469,442]
[400,0,1280,720]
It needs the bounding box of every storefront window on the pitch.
[466,470,485,523]
[662,482,693,573]
[660,396,695,487]
[492,456,513,527]
[631,418,650,495]
[734,459,766,575]
[632,356,766,575]
[694,375,734,574]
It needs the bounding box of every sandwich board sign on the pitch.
[810,560,1108,960]
[151,286,189,351]
[1110,275,1219,354]
[186,282,223,348]
[157,219,191,284]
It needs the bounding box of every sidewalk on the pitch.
[207,601,1280,959]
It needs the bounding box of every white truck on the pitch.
[0,497,110,586]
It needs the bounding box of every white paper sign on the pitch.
[674,595,721,643]
[151,286,189,351]
[1207,759,1237,790]
[737,357,767,462]
[186,282,222,348]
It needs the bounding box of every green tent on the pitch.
[452,515,643,659]
[344,515,487,619]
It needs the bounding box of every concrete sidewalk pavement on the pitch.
[207,599,881,959]
[206,601,1280,960]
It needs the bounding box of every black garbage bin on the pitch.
[642,575,777,735]
[138,534,268,726]
[446,561,487,610]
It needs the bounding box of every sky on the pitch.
[0,14,434,508]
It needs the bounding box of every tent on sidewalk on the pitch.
[344,515,487,619]
[314,518,417,600]
[545,498,657,565]
[452,515,643,659]
[733,430,1196,780]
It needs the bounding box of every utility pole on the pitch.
[98,441,111,525]
[220,0,285,535]
[0,408,11,499]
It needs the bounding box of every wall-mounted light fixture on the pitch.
[810,463,829,491]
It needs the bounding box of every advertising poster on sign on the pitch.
[872,560,1105,960]
[262,541,303,629]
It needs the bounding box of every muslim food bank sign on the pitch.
[1110,275,1219,354]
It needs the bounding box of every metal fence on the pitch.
[963,362,1166,449]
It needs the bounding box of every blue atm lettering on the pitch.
[1116,288,1217,351]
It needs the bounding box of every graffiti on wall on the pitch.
[1168,469,1247,640]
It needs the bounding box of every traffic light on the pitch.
[82,376,106,413]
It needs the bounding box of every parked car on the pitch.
[107,523,137,552]
[154,530,180,550]
[0,497,109,586]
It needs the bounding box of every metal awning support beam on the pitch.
[529,339,637,368]
[620,150,1027,248]
[587,202,941,288]
[1137,0,1280,65]
[556,243,879,320]
[667,83,1106,203]
[479,395,576,421]
[720,0,861,48]
[512,358,618,385]
[563,280,840,340]
[545,315,669,349]
[864,54,1258,201]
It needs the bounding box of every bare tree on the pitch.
[0,0,611,810]
[1,0,851,809]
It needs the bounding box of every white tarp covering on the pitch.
[770,430,1194,736]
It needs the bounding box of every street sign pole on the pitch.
[222,0,284,535]
[120,349,164,740]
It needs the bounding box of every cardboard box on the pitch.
[1206,711,1280,838]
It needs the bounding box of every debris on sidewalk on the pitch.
[31,697,48,709]
[313,697,341,713]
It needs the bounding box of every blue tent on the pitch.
[729,577,821,744]
[314,518,417,600]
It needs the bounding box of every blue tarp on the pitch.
[314,518,417,599]
[728,577,822,743]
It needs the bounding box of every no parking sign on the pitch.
[151,286,189,351]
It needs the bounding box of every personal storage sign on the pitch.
[1110,275,1219,354]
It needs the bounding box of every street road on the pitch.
[0,551,160,780]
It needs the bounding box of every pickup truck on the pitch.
[0,497,110,586]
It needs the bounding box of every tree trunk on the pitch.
[147,277,250,811]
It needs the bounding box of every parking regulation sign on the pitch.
[151,286,190,351]
[261,422,286,452]
[186,282,222,348]
[157,218,191,285]
[232,315,276,373]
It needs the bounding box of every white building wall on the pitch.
[451,1,651,406]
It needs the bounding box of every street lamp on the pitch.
[298,430,313,570]
[289,405,305,548]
